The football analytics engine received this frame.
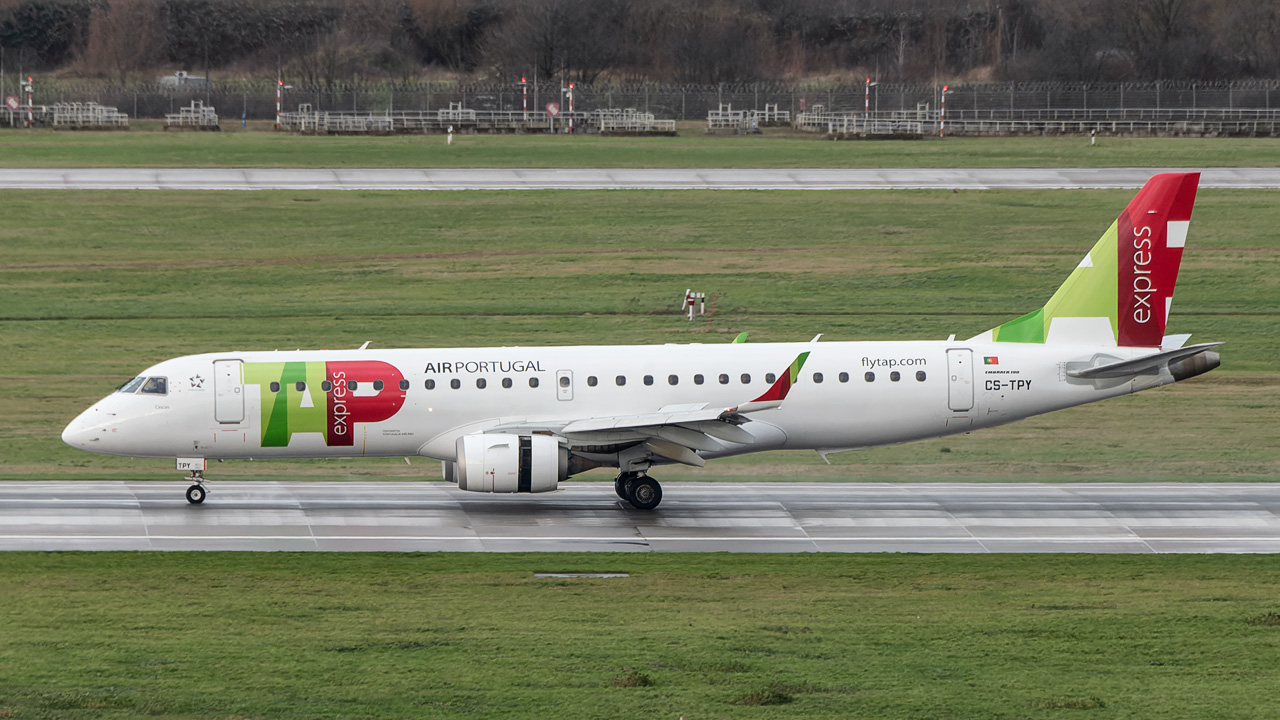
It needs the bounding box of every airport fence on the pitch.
[2,79,1279,122]
[4,79,1280,134]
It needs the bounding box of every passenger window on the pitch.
[559,376,570,387]
[813,372,823,383]
[450,379,461,389]
[694,374,704,385]
[502,378,512,389]
[839,372,849,383]
[269,381,280,393]
[399,379,410,391]
[529,377,540,388]
[644,375,654,386]
[349,380,359,391]
[296,381,306,392]
[425,379,435,390]
[916,371,927,382]
[616,375,626,386]
[718,374,729,385]
[740,373,751,384]
[477,378,487,389]
[864,372,875,382]
[118,377,146,393]
[890,371,901,382]
[587,376,598,387]
[373,380,384,391]
[322,380,333,392]
[766,373,776,384]
[668,374,678,386]
[140,377,168,395]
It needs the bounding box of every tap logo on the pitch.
[244,361,406,448]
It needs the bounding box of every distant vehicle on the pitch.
[158,71,209,90]
[63,174,1218,510]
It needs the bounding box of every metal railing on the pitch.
[47,102,129,129]
[163,100,219,130]
[795,107,1280,138]
[277,107,595,134]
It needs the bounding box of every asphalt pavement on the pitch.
[3,167,1280,190]
[2,481,1278,553]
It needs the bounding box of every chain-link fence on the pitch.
[4,79,1280,122]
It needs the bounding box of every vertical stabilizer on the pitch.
[975,172,1199,347]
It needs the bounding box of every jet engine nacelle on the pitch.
[449,433,567,493]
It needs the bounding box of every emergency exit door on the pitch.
[946,349,974,412]
[214,359,244,423]
[555,369,574,401]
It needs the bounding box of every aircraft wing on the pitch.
[490,352,810,467]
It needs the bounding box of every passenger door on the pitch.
[213,359,245,423]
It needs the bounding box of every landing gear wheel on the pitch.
[627,476,662,510]
[185,484,206,505]
[615,472,640,500]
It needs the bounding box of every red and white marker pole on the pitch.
[276,77,283,130]
[939,85,951,137]
[521,76,528,121]
[865,77,871,115]
[25,76,33,128]
[567,82,574,133]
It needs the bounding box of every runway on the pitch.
[2,481,1279,553]
[3,167,1280,190]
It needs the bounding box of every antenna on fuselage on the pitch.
[358,341,371,350]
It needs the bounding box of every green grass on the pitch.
[2,122,1280,168]
[2,188,1277,482]
[1,552,1280,719]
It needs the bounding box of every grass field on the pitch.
[2,123,1280,168]
[2,188,1277,483]
[2,552,1280,719]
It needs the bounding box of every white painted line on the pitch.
[1,534,1279,543]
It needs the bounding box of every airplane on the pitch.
[62,172,1220,510]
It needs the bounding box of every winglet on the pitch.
[751,351,809,403]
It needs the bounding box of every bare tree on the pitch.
[481,0,624,83]
[79,0,165,82]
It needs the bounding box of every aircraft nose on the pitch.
[62,405,109,451]
[61,413,92,450]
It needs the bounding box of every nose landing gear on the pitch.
[184,470,207,505]
[615,471,662,510]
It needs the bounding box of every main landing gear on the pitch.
[184,470,207,505]
[615,471,662,510]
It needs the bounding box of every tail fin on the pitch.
[973,172,1200,347]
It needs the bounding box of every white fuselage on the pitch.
[62,340,1163,466]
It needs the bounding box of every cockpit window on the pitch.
[140,377,168,395]
[117,377,146,394]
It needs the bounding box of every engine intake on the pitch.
[450,433,567,493]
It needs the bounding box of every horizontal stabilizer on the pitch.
[1066,342,1222,379]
